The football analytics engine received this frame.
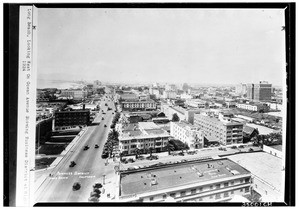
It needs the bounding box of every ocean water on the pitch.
[37,79,83,89]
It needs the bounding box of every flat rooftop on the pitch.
[120,158,250,197]
[228,152,283,193]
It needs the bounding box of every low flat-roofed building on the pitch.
[236,102,270,112]
[228,152,284,202]
[60,89,88,100]
[119,122,170,154]
[118,158,252,202]
[170,121,204,149]
[263,144,282,159]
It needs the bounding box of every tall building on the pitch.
[235,83,247,95]
[118,158,252,202]
[247,81,272,102]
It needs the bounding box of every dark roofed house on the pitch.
[243,125,259,143]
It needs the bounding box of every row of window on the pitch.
[146,186,251,202]
[120,142,168,150]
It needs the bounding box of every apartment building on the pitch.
[170,121,204,149]
[247,81,272,102]
[194,112,243,145]
[118,158,252,202]
[118,122,170,155]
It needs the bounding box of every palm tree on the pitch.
[149,147,153,157]
[166,142,175,155]
[133,148,141,159]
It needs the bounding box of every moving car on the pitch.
[72,182,81,191]
[69,161,76,167]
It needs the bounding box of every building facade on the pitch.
[235,83,247,95]
[121,100,157,111]
[60,89,88,100]
[118,122,170,154]
[236,102,270,112]
[118,158,252,202]
[53,109,90,130]
[247,81,272,102]
[170,121,204,149]
[194,112,243,145]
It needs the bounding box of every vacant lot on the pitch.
[37,144,68,155]
[35,157,56,170]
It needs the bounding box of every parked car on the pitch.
[104,124,107,127]
[95,144,99,149]
[84,145,90,150]
[69,161,76,167]
[102,117,104,120]
[72,182,81,191]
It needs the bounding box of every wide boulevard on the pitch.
[35,94,116,203]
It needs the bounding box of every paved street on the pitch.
[35,95,117,202]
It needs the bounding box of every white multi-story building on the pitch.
[185,99,206,108]
[194,112,243,145]
[118,158,252,202]
[121,100,156,111]
[60,89,88,100]
[163,90,177,99]
[170,121,204,149]
[118,122,170,155]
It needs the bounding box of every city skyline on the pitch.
[37,9,285,86]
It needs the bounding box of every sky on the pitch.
[37,8,286,86]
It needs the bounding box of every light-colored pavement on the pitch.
[35,95,117,203]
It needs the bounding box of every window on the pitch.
[150,197,154,201]
[245,178,250,183]
[191,189,196,194]
[199,187,203,192]
[231,181,234,185]
[231,191,234,194]
[170,193,176,198]
[209,195,213,199]
[210,185,213,190]
[224,192,229,198]
[240,188,243,192]
[130,145,136,148]
[180,191,186,197]
[163,194,167,199]
[245,187,250,193]
[216,184,221,189]
[215,194,221,199]
[198,197,203,201]
[224,182,229,187]
[240,179,243,184]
